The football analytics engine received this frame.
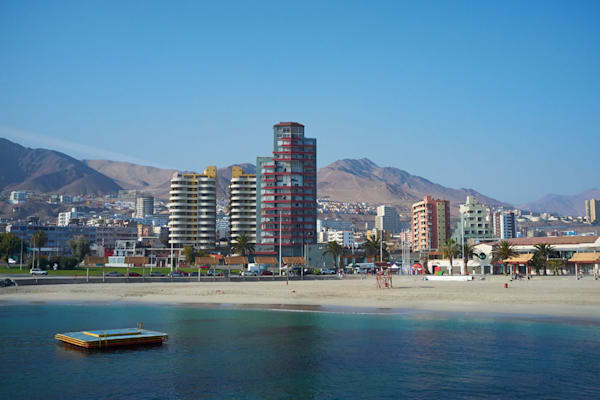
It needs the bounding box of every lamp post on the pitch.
[19,236,23,271]
[461,213,469,276]
[278,209,282,276]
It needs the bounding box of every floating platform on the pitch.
[55,328,168,349]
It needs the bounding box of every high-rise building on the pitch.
[411,196,450,251]
[493,210,517,239]
[229,166,257,244]
[458,196,492,240]
[375,205,402,233]
[168,167,217,250]
[585,199,600,224]
[135,194,154,219]
[255,122,317,257]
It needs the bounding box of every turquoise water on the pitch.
[1,304,599,399]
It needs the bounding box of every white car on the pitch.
[30,268,48,276]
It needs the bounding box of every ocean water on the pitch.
[1,304,599,399]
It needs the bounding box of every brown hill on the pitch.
[517,188,600,217]
[83,160,176,199]
[84,160,256,200]
[317,158,509,213]
[0,138,121,195]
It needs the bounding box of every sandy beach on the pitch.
[2,276,600,318]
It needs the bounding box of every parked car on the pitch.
[30,268,48,276]
[189,271,199,277]
[207,270,223,276]
[127,272,141,277]
[260,270,273,276]
[105,271,124,277]
[243,271,258,277]
[150,272,165,277]
[168,270,189,277]
[321,269,336,275]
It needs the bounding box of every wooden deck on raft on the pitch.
[55,328,168,349]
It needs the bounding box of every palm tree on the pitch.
[492,240,517,276]
[322,241,344,271]
[360,236,380,260]
[360,236,387,262]
[231,233,254,257]
[31,230,48,268]
[462,242,475,275]
[534,243,554,276]
[440,239,461,275]
[231,233,254,273]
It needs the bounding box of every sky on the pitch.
[1,0,599,205]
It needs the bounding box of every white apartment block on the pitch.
[57,208,85,226]
[10,191,29,204]
[229,166,256,243]
[459,196,492,240]
[326,230,356,247]
[168,167,217,250]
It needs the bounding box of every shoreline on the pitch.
[2,276,600,320]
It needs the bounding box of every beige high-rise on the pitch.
[229,166,256,244]
[168,167,217,250]
[585,199,600,224]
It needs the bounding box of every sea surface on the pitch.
[1,304,599,399]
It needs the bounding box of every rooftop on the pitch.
[273,122,304,127]
[501,236,600,246]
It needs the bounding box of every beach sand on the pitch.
[2,276,599,318]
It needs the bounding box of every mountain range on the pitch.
[1,137,595,216]
[0,138,121,195]
[517,189,600,217]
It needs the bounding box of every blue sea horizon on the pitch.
[1,304,599,399]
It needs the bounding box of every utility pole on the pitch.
[279,209,282,276]
[379,229,383,263]
[170,240,174,273]
[461,213,465,275]
[19,236,23,271]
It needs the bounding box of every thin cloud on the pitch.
[0,125,170,169]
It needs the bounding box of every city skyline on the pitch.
[1,1,599,205]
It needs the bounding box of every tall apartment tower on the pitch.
[585,199,600,224]
[255,122,317,257]
[459,196,492,240]
[229,166,257,244]
[375,205,401,233]
[135,194,154,219]
[168,167,217,250]
[493,211,517,239]
[411,196,450,251]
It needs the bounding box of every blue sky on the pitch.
[1,0,598,204]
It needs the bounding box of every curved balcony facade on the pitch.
[168,168,217,250]
[229,167,257,244]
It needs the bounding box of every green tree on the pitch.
[182,246,197,266]
[322,241,344,270]
[0,233,23,263]
[67,235,90,262]
[534,243,554,276]
[360,236,388,261]
[492,240,517,276]
[231,233,254,257]
[462,242,475,274]
[30,230,48,268]
[440,239,461,275]
[548,259,565,276]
